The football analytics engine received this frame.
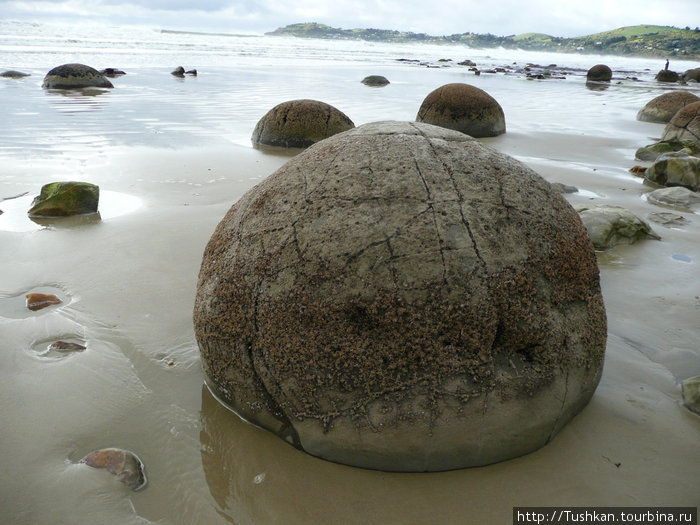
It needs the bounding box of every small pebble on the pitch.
[26,293,61,311]
[80,448,147,491]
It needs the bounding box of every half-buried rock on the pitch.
[42,63,113,89]
[28,181,99,218]
[586,64,612,82]
[80,448,147,491]
[194,121,606,472]
[416,83,505,137]
[251,99,355,149]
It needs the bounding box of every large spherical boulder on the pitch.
[586,64,612,82]
[416,83,505,138]
[194,121,606,471]
[251,99,354,149]
[636,91,700,123]
[661,100,700,145]
[683,68,700,82]
[42,63,113,89]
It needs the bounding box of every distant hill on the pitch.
[267,23,700,60]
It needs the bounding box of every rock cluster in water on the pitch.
[251,99,355,149]
[194,121,606,472]
[42,63,113,89]
[415,83,505,138]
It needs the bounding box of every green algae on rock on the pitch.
[645,151,700,191]
[251,99,355,149]
[681,376,700,415]
[28,181,99,218]
[194,121,606,472]
[576,205,660,250]
[635,138,699,161]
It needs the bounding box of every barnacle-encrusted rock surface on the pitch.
[415,83,505,138]
[636,91,700,123]
[194,121,606,471]
[251,99,355,148]
[42,63,113,89]
[661,101,700,145]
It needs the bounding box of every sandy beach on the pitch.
[0,22,698,524]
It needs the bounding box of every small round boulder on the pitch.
[42,63,113,89]
[361,75,390,87]
[655,70,679,83]
[661,100,700,145]
[252,99,355,149]
[636,91,699,123]
[586,64,612,82]
[194,121,606,472]
[416,83,505,137]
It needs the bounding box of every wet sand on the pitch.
[1,123,698,523]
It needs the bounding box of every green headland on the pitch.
[267,23,700,60]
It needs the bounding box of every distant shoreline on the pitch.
[266,23,700,61]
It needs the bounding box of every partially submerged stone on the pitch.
[361,75,390,86]
[1,70,30,78]
[28,181,99,218]
[49,340,86,352]
[684,68,700,83]
[647,212,688,228]
[171,66,185,77]
[42,64,113,89]
[645,151,700,191]
[416,83,506,138]
[251,99,355,149]
[576,205,660,250]
[195,121,606,472]
[681,376,700,415]
[646,186,700,211]
[26,293,62,311]
[586,64,612,82]
[661,101,700,145]
[636,91,699,123]
[80,448,147,491]
[655,70,680,82]
[635,139,699,161]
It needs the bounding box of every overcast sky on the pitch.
[2,0,698,37]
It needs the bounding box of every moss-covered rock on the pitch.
[251,99,355,149]
[635,138,700,161]
[416,83,505,137]
[681,376,700,415]
[576,205,660,250]
[645,151,700,191]
[28,182,99,218]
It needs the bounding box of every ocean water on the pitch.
[1,20,699,525]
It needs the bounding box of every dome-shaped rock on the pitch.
[683,68,700,83]
[586,64,612,82]
[416,83,505,138]
[252,99,355,149]
[42,63,113,89]
[636,91,699,123]
[645,151,700,191]
[655,70,679,82]
[361,75,390,87]
[635,138,700,161]
[661,101,700,145]
[646,186,700,210]
[194,121,606,472]
[576,205,660,250]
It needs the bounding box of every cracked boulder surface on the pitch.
[42,63,113,89]
[194,121,606,471]
[251,99,355,149]
[415,83,505,138]
[661,100,700,146]
[636,91,699,124]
